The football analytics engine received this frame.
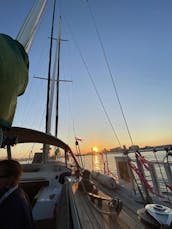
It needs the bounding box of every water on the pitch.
[73,150,171,175]
[64,150,172,203]
[78,152,119,175]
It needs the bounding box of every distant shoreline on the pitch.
[78,144,172,156]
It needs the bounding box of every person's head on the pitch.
[83,169,90,179]
[0,159,22,189]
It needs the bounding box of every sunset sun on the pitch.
[92,147,99,153]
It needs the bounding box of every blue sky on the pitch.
[1,0,172,157]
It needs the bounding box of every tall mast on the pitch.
[54,17,70,136]
[55,16,62,137]
[45,0,56,134]
[43,0,56,163]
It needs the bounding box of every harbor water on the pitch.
[65,149,172,203]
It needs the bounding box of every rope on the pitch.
[122,152,146,202]
[79,178,118,216]
[69,97,84,168]
[128,161,164,199]
[135,152,150,171]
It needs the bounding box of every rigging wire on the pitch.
[28,108,46,162]
[70,102,84,167]
[63,19,122,148]
[65,80,84,168]
[84,0,150,203]
[75,44,122,148]
[85,0,134,146]
[16,100,46,161]
[75,139,84,168]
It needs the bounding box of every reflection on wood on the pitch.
[71,183,142,229]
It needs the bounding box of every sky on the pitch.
[1,0,172,158]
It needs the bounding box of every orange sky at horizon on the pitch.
[0,134,171,160]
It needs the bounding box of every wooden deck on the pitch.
[71,183,143,229]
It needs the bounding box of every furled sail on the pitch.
[0,34,29,128]
[16,0,47,53]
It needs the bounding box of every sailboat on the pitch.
[1,1,172,229]
[0,1,124,229]
[0,1,80,228]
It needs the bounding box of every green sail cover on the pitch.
[0,34,29,128]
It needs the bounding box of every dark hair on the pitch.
[83,169,90,179]
[0,160,22,184]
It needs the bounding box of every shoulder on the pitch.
[3,187,29,210]
[13,187,27,199]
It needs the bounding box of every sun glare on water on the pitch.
[92,147,99,153]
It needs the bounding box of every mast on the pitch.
[43,0,56,163]
[45,0,56,134]
[55,16,62,137]
[54,17,70,137]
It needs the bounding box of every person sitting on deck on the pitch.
[78,169,98,194]
[0,159,34,229]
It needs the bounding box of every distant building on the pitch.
[129,145,139,151]
[110,147,123,152]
